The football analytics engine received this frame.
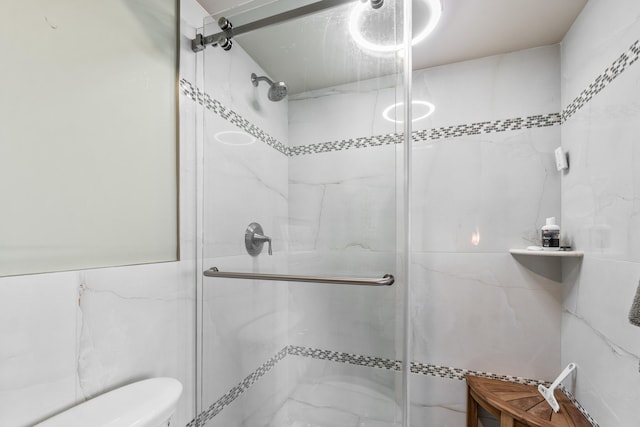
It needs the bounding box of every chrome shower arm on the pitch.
[251,73,274,87]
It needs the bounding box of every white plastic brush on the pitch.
[538,363,577,413]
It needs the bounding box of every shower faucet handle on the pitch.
[253,232,272,255]
[245,222,273,256]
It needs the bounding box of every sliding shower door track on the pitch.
[192,0,355,52]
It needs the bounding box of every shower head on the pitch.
[268,81,288,102]
[251,73,288,102]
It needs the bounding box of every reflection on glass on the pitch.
[349,0,442,53]
[383,100,435,123]
[214,131,257,146]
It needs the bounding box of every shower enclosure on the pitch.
[195,0,412,425]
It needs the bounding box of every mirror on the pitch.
[0,0,179,276]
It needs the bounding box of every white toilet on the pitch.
[34,377,182,427]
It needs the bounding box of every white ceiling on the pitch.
[196,0,588,94]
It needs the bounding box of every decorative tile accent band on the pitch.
[183,40,638,160]
[187,346,288,427]
[288,113,561,156]
[287,133,404,156]
[410,361,546,387]
[288,345,403,370]
[411,113,561,143]
[562,39,640,122]
[179,79,288,155]
[289,346,597,427]
[179,78,560,158]
[560,385,600,427]
[189,345,597,427]
[288,345,545,387]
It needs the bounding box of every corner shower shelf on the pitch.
[509,249,584,258]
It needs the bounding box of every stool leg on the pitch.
[500,412,515,427]
[467,386,478,427]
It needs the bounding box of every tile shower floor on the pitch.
[268,378,402,427]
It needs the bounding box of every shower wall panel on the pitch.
[411,46,562,253]
[286,71,403,426]
[0,261,196,427]
[561,0,640,424]
[287,44,562,427]
[288,77,400,148]
[409,45,563,426]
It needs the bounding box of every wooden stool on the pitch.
[466,375,591,427]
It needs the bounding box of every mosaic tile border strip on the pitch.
[183,39,639,160]
[288,112,561,156]
[187,346,288,427]
[562,39,640,122]
[290,346,597,427]
[411,113,561,144]
[560,385,600,427]
[410,361,546,387]
[189,345,596,427]
[179,79,288,155]
[180,78,561,158]
[288,345,402,370]
[289,345,545,387]
[287,133,404,156]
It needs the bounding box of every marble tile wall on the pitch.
[283,40,405,427]
[185,9,640,423]
[280,356,403,427]
[286,44,564,427]
[287,139,404,425]
[194,2,639,426]
[287,82,403,411]
[411,253,562,381]
[200,254,290,427]
[184,3,640,425]
[0,272,81,426]
[561,1,640,425]
[0,261,196,427]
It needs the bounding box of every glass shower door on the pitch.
[197,1,408,425]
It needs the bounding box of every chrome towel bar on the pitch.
[203,267,394,286]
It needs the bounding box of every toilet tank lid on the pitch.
[35,377,183,427]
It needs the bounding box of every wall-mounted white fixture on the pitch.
[214,131,256,146]
[349,0,442,53]
[554,146,569,171]
[383,100,435,123]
